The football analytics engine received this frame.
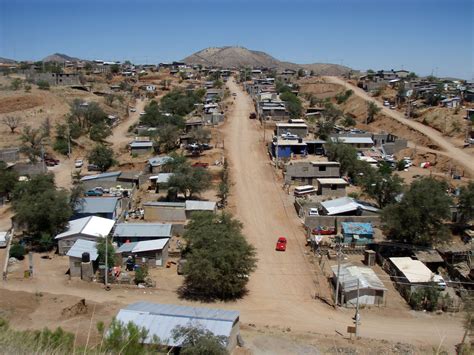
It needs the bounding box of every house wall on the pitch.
[143,205,186,222]
[69,256,82,277]
[131,147,153,155]
[318,184,346,197]
[26,72,80,86]
[120,243,169,268]
[58,234,99,255]
[342,288,385,307]
[285,162,340,184]
[304,215,381,232]
[226,320,240,352]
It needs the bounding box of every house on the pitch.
[304,139,326,155]
[116,238,170,267]
[149,173,173,191]
[284,161,340,184]
[316,178,348,197]
[113,223,172,245]
[275,123,308,138]
[388,257,441,295]
[114,302,240,352]
[330,136,374,150]
[80,171,122,183]
[129,141,154,155]
[271,138,307,158]
[66,239,98,278]
[55,216,115,255]
[147,156,172,174]
[320,197,379,216]
[341,222,374,245]
[143,202,186,222]
[73,197,122,220]
[185,200,217,218]
[440,97,461,109]
[331,263,386,307]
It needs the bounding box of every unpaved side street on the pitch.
[324,76,474,176]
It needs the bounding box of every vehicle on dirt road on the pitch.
[84,189,103,197]
[249,112,257,119]
[75,159,83,168]
[275,237,287,251]
[87,164,101,171]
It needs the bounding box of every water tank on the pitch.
[298,138,303,143]
[81,252,90,263]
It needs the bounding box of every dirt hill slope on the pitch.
[42,53,82,63]
[183,46,351,75]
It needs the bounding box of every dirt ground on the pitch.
[0,77,467,354]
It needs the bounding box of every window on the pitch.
[319,166,326,171]
[74,262,81,268]
[331,184,338,190]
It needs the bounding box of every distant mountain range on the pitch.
[0,57,17,64]
[183,46,352,75]
[41,53,82,63]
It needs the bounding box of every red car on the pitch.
[275,237,287,251]
[191,162,209,168]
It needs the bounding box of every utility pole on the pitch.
[334,241,342,307]
[40,143,45,171]
[104,235,108,287]
[355,279,361,337]
[275,122,279,172]
[67,126,71,157]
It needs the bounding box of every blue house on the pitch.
[271,139,307,158]
[341,222,374,245]
[72,197,122,220]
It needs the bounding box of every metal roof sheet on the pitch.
[331,263,386,292]
[389,257,434,283]
[185,200,217,211]
[331,137,374,144]
[130,141,153,148]
[116,238,170,253]
[143,202,185,208]
[80,171,121,182]
[317,178,348,185]
[75,197,120,214]
[115,302,239,347]
[341,222,374,235]
[55,216,115,240]
[149,173,173,183]
[113,223,172,238]
[321,197,379,216]
[66,239,98,260]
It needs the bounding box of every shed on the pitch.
[66,239,98,277]
[148,156,172,174]
[116,238,170,267]
[143,202,186,222]
[55,216,115,255]
[113,223,172,245]
[331,263,386,307]
[114,302,240,352]
[330,136,374,150]
[271,139,307,158]
[389,257,439,294]
[129,141,153,155]
[185,200,217,217]
[149,173,173,191]
[413,250,445,271]
[316,178,348,197]
[341,222,374,245]
[320,197,379,216]
[73,197,122,220]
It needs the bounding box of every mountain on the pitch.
[182,46,351,76]
[0,57,17,64]
[42,53,82,63]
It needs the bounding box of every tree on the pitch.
[280,91,302,119]
[172,325,228,355]
[69,184,84,210]
[97,237,115,268]
[297,68,305,78]
[407,72,418,80]
[181,212,257,300]
[11,78,22,90]
[88,144,115,172]
[110,64,120,74]
[37,80,50,90]
[155,124,180,153]
[168,166,212,199]
[40,117,52,137]
[366,101,381,124]
[360,170,404,208]
[53,123,70,155]
[12,174,72,238]
[134,264,149,284]
[1,116,22,133]
[89,121,112,142]
[20,125,44,162]
[458,181,474,226]
[0,161,18,197]
[324,142,358,176]
[189,128,211,144]
[382,177,452,245]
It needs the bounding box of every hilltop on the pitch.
[183,46,351,75]
[42,53,82,63]
[0,57,17,64]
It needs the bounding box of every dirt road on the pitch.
[324,76,474,176]
[110,99,146,152]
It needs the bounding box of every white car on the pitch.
[309,208,319,216]
[74,159,83,168]
[129,107,136,112]
[383,101,390,106]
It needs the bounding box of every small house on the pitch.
[147,156,173,174]
[320,197,379,216]
[341,222,374,245]
[316,178,348,197]
[66,239,98,278]
[130,141,153,155]
[331,263,386,307]
[284,161,340,185]
[330,136,374,150]
[388,257,441,295]
[143,202,186,222]
[73,197,122,220]
[113,223,172,245]
[440,97,461,109]
[275,123,309,138]
[149,173,173,192]
[271,139,307,158]
[55,216,115,255]
[116,238,170,267]
[185,200,217,218]
[114,302,240,352]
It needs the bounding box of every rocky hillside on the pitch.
[42,53,82,63]
[183,46,351,75]
[0,57,16,64]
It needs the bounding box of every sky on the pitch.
[0,0,472,78]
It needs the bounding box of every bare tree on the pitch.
[20,125,44,162]
[1,116,23,133]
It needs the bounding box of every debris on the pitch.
[61,299,88,318]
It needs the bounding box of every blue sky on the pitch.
[0,0,472,78]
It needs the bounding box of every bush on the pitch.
[134,264,149,284]
[10,243,25,260]
[53,138,69,155]
[37,80,50,90]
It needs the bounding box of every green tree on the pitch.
[0,161,18,197]
[458,181,474,226]
[88,144,115,172]
[189,127,211,144]
[168,166,212,199]
[280,91,302,119]
[382,177,452,245]
[297,68,305,78]
[97,237,115,268]
[134,264,149,284]
[324,142,358,176]
[89,121,112,142]
[20,125,44,162]
[155,124,180,153]
[110,64,120,74]
[53,123,70,155]
[360,171,404,208]
[12,174,72,238]
[9,243,25,260]
[366,101,381,124]
[181,212,257,300]
[37,80,50,90]
[407,72,418,80]
[172,325,228,355]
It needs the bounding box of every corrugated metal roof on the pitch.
[148,156,172,167]
[115,302,239,347]
[341,222,374,235]
[113,223,172,238]
[80,171,121,182]
[389,257,434,283]
[185,200,216,211]
[130,141,153,148]
[75,197,120,214]
[331,137,374,144]
[66,239,98,260]
[116,238,169,253]
[149,173,173,183]
[55,216,115,240]
[143,202,185,208]
[331,263,386,292]
[321,197,379,216]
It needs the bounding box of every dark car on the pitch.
[249,112,257,119]
[200,143,213,150]
[87,164,101,171]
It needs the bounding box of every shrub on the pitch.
[134,264,149,284]
[10,243,25,260]
[37,80,50,90]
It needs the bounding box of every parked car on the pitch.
[383,100,390,106]
[44,159,57,167]
[308,208,319,216]
[390,105,396,109]
[200,143,213,150]
[0,232,8,248]
[192,162,209,168]
[85,189,103,197]
[249,112,257,119]
[129,107,136,112]
[87,164,101,171]
[275,237,287,251]
[75,159,83,168]
[433,275,447,290]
